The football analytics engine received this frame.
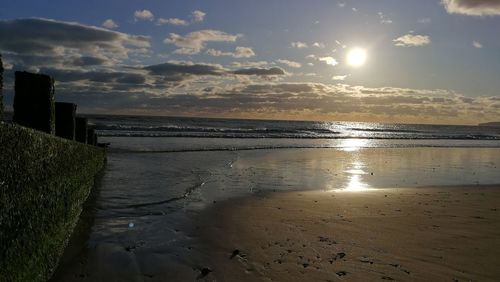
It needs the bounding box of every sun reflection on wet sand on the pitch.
[339,138,370,152]
[337,158,374,192]
[341,174,372,192]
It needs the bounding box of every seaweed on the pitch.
[0,123,106,282]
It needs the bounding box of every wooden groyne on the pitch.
[0,58,106,281]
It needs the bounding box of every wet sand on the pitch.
[50,146,500,281]
[193,187,500,281]
[52,186,500,282]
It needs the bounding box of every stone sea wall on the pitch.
[0,122,106,282]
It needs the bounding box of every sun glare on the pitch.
[346,48,367,67]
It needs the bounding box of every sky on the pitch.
[1,0,500,124]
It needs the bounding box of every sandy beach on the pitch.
[192,187,500,281]
[52,186,500,281]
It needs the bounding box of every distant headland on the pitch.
[479,122,500,127]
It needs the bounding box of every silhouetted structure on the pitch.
[13,71,55,134]
[55,102,77,140]
[87,126,96,146]
[0,54,3,120]
[75,117,88,143]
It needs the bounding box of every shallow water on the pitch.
[52,138,500,281]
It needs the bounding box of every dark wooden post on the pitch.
[55,102,77,140]
[75,117,88,144]
[0,54,3,120]
[86,126,95,146]
[13,71,55,134]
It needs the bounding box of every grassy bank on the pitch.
[0,122,106,282]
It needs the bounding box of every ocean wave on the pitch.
[95,124,338,135]
[96,130,500,140]
[345,127,424,134]
[88,115,500,141]
[107,142,500,154]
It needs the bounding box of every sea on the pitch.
[52,114,500,280]
[90,114,500,152]
[92,114,500,140]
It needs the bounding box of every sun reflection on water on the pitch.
[339,138,370,152]
[340,174,371,192]
[336,159,374,192]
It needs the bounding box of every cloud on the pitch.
[143,62,284,83]
[156,10,207,26]
[4,59,497,124]
[230,61,270,68]
[70,56,109,66]
[102,19,118,29]
[232,67,286,76]
[291,41,308,49]
[393,34,431,47]
[335,40,347,49]
[0,18,150,69]
[442,0,500,16]
[312,42,326,48]
[319,56,339,66]
[332,75,348,81]
[206,46,256,58]
[473,41,483,48]
[145,62,224,77]
[276,59,302,68]
[23,81,495,124]
[191,10,206,23]
[156,18,188,26]
[417,18,431,24]
[39,67,147,84]
[378,12,393,24]
[292,42,326,49]
[164,30,241,55]
[3,61,225,94]
[233,47,256,58]
[134,10,154,21]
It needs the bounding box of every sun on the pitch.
[346,48,367,67]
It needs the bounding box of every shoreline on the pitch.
[191,186,500,281]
